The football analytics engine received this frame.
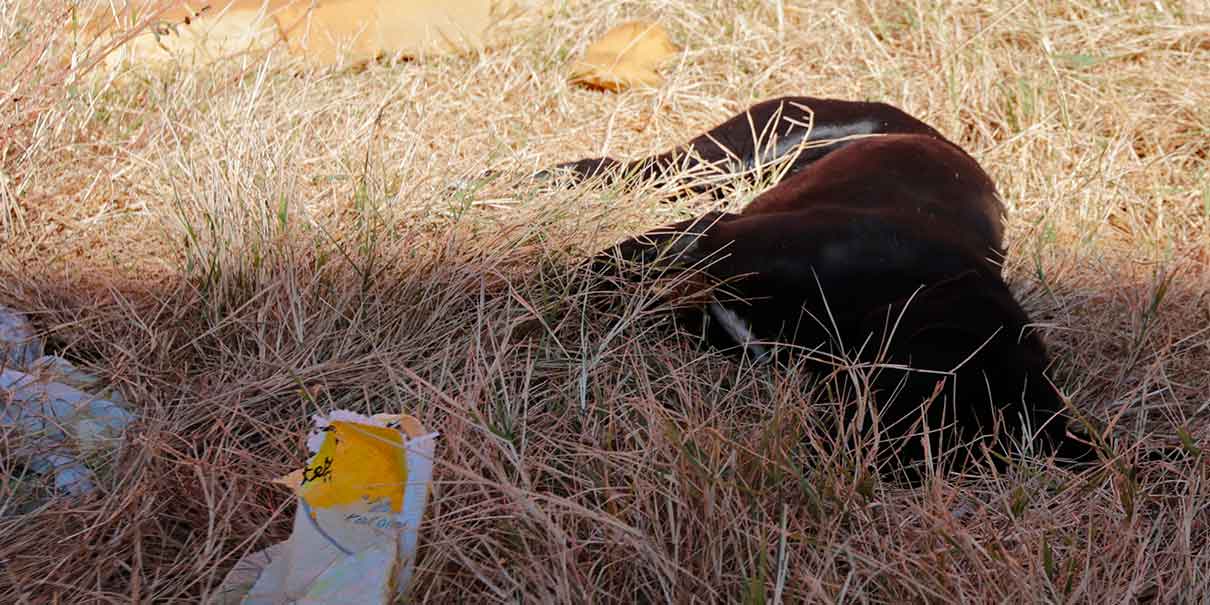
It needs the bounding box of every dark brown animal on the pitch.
[546,97,1093,470]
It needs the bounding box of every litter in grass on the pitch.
[215,410,437,604]
[1,306,135,499]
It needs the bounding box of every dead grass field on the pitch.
[2,0,1209,602]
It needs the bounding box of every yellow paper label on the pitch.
[297,421,409,512]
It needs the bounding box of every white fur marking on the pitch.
[742,119,880,172]
[709,303,770,362]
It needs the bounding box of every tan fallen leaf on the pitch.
[275,0,501,65]
[570,21,679,92]
[83,0,554,71]
[272,468,305,490]
[371,413,429,439]
[91,2,283,72]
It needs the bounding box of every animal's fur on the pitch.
[551,97,1094,470]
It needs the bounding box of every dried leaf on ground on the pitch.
[92,2,281,71]
[275,0,500,65]
[86,0,551,70]
[570,21,679,91]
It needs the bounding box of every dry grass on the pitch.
[2,0,1209,602]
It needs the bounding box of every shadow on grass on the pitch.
[0,228,1206,603]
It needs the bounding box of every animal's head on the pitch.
[857,270,1073,465]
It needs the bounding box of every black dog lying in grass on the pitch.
[533,97,1099,471]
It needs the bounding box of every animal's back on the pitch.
[742,134,1006,264]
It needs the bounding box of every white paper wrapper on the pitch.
[214,411,436,605]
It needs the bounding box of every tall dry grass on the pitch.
[1,0,1208,602]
